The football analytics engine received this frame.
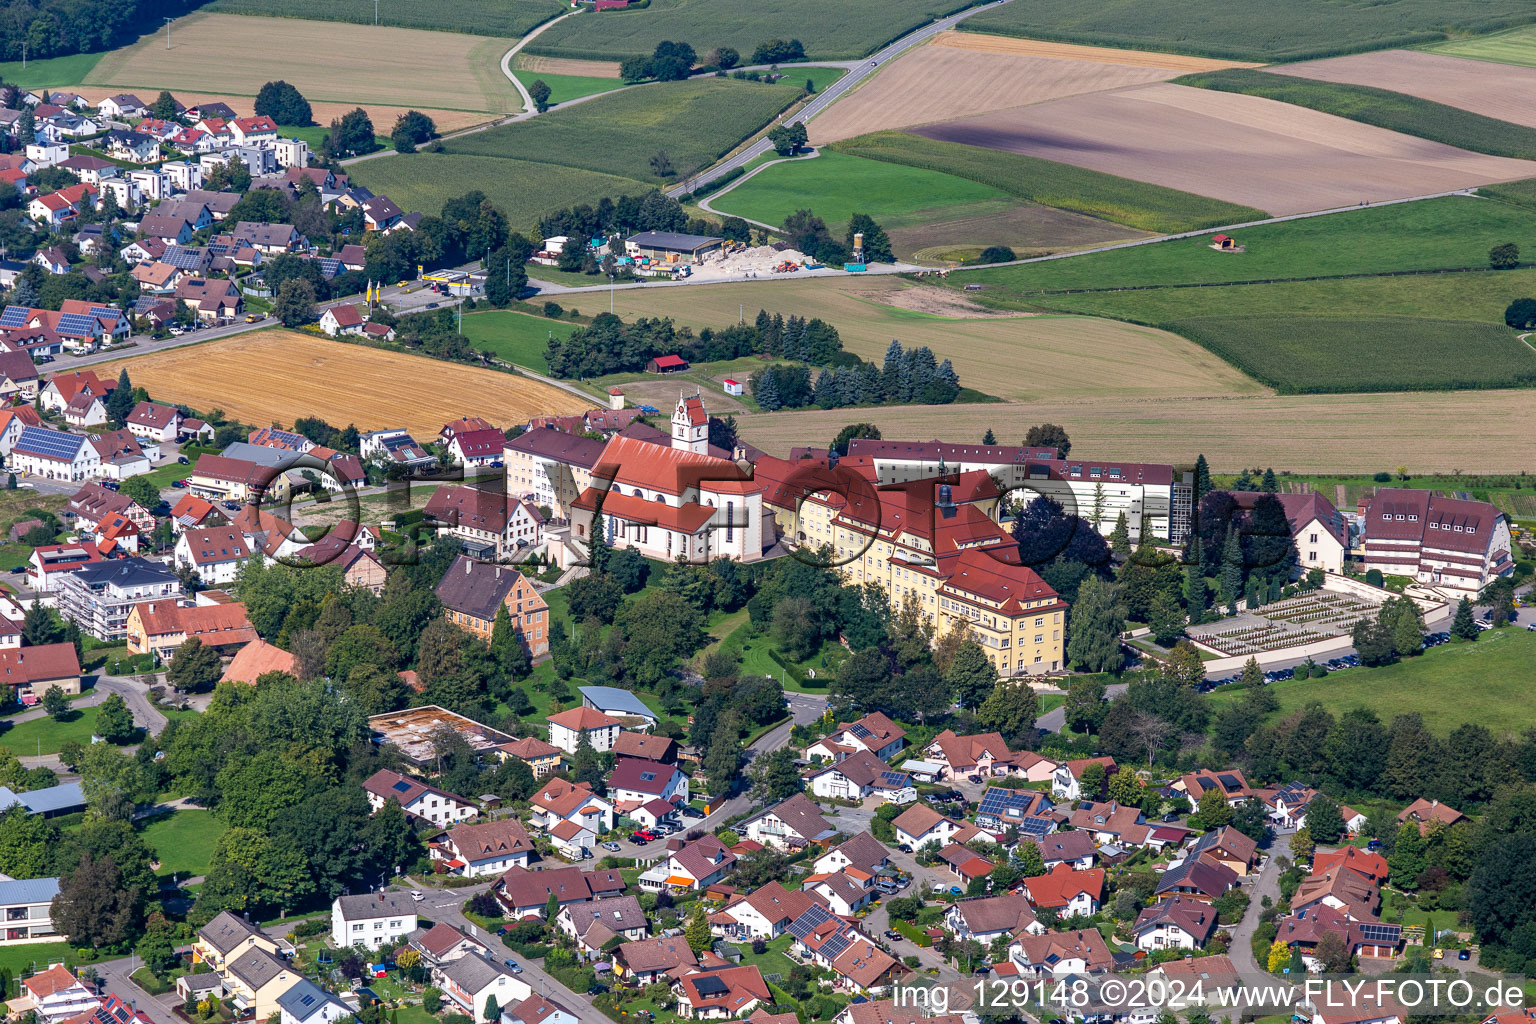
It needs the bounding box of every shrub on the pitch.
[422,989,442,1014]
[1365,569,1384,587]
[971,245,1017,265]
[543,301,564,318]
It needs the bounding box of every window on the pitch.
[1409,514,1417,521]
[1468,527,1476,534]
[1309,533,1318,543]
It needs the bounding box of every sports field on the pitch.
[1209,627,1536,735]
[959,0,1536,62]
[94,330,591,436]
[445,78,803,182]
[914,83,1536,216]
[84,13,522,114]
[348,153,650,232]
[526,0,981,61]
[809,32,1248,145]
[205,0,564,38]
[1424,24,1536,68]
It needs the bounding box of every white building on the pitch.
[1362,488,1513,595]
[361,769,478,829]
[546,706,622,754]
[277,979,351,1024]
[0,877,59,944]
[331,892,418,951]
[9,426,102,482]
[175,526,253,585]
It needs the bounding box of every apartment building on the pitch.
[1361,488,1513,595]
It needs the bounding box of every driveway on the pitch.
[1230,841,1286,975]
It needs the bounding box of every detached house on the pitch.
[495,864,626,919]
[126,401,183,442]
[945,892,1042,944]
[740,793,836,852]
[1176,769,1252,808]
[331,891,418,950]
[1397,798,1466,836]
[1188,825,1260,876]
[424,484,544,559]
[434,554,549,656]
[612,936,698,985]
[892,803,974,851]
[1010,928,1114,977]
[528,776,614,834]
[1052,756,1118,800]
[1023,863,1105,916]
[449,427,506,468]
[222,948,298,1019]
[557,894,648,955]
[805,749,915,804]
[431,819,534,877]
[638,834,737,891]
[1132,895,1218,951]
[714,881,824,941]
[675,965,771,1020]
[1154,857,1238,904]
[804,711,906,762]
[607,756,689,810]
[433,953,530,1020]
[174,526,253,585]
[361,768,478,828]
[546,706,621,754]
[194,911,280,972]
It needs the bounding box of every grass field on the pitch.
[459,310,579,372]
[527,0,984,61]
[1209,627,1536,735]
[1483,176,1536,209]
[205,0,564,38]
[0,707,103,757]
[446,78,804,183]
[1174,69,1536,160]
[830,131,1266,233]
[349,153,651,232]
[0,52,103,89]
[712,151,1013,233]
[1170,314,1536,393]
[1424,24,1536,68]
[94,329,591,436]
[959,0,1536,62]
[140,808,227,879]
[517,72,626,105]
[84,13,521,114]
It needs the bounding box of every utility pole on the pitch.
[609,272,614,314]
[164,17,174,49]
[374,0,379,24]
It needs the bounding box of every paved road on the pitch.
[665,0,1017,198]
[94,954,186,1023]
[1231,839,1286,975]
[41,316,276,375]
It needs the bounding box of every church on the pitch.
[568,392,772,563]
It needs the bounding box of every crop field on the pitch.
[349,153,650,232]
[94,330,591,436]
[204,0,564,38]
[0,52,102,89]
[1182,66,1536,157]
[1484,176,1536,209]
[958,0,1536,62]
[84,14,522,113]
[445,78,801,183]
[605,276,1262,402]
[913,83,1536,216]
[459,310,580,372]
[1170,315,1536,394]
[513,55,621,78]
[1272,51,1536,133]
[832,131,1263,233]
[712,152,1013,235]
[1424,24,1536,69]
[526,0,983,61]
[807,33,1218,145]
[887,203,1152,265]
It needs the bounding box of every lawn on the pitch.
[139,808,229,879]
[1168,314,1536,394]
[0,706,106,756]
[0,942,93,978]
[349,153,650,233]
[0,52,103,89]
[458,309,579,372]
[830,131,1265,233]
[712,150,1013,232]
[713,617,841,693]
[205,0,565,38]
[731,933,798,977]
[1423,24,1536,68]
[1173,69,1536,161]
[959,0,1536,62]
[1208,627,1536,735]
[527,0,985,61]
[279,123,391,153]
[446,77,806,183]
[516,72,626,106]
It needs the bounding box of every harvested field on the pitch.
[1271,50,1536,132]
[203,0,562,39]
[809,34,1194,145]
[605,277,1261,402]
[66,89,494,135]
[730,389,1536,474]
[94,330,591,436]
[928,33,1258,70]
[914,83,1536,215]
[512,55,622,78]
[887,203,1151,264]
[85,14,521,113]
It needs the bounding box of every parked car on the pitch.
[8,567,23,574]
[897,843,913,853]
[177,456,189,464]
[502,959,523,974]
[1458,949,1471,961]
[884,930,902,941]
[245,313,262,323]
[948,886,963,896]
[679,806,704,819]
[631,829,658,842]
[170,480,186,488]
[600,841,622,852]
[409,890,424,902]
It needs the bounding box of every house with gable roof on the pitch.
[713,880,824,941]
[675,964,771,1019]
[430,818,535,877]
[361,768,478,828]
[804,711,906,762]
[435,554,549,655]
[557,894,648,955]
[1132,894,1218,950]
[806,748,915,804]
[1023,863,1105,916]
[1363,488,1512,595]
[528,776,614,834]
[739,793,836,852]
[1009,927,1114,977]
[945,891,1043,944]
[812,832,890,876]
[638,834,737,891]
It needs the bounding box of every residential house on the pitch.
[924,730,1041,781]
[331,892,418,950]
[26,541,103,592]
[449,427,506,468]
[0,644,80,700]
[945,892,1043,944]
[1132,895,1217,950]
[194,910,280,971]
[276,978,351,1024]
[812,832,890,877]
[62,392,107,428]
[0,877,59,944]
[407,922,489,967]
[360,429,436,475]
[892,803,974,851]
[101,129,159,163]
[319,303,366,337]
[713,881,823,941]
[494,864,627,919]
[1312,846,1388,885]
[137,213,195,245]
[503,427,605,517]
[804,869,878,916]
[223,948,298,1019]
[740,793,836,852]
[612,935,698,985]
[176,277,242,321]
[974,787,1055,833]
[805,749,915,804]
[39,368,113,413]
[174,526,253,585]
[0,350,38,401]
[1009,928,1114,977]
[1274,904,1402,969]
[0,406,40,455]
[795,920,901,994]
[1176,769,1253,808]
[187,454,280,503]
[546,706,622,754]
[505,996,580,1024]
[1397,798,1467,836]
[1154,857,1238,903]
[1023,863,1105,916]
[936,844,995,886]
[433,954,531,1020]
[1069,801,1152,847]
[674,965,770,1020]
[611,732,678,765]
[494,736,566,778]
[1051,756,1118,800]
[292,536,386,594]
[125,401,183,442]
[125,599,257,662]
[1291,864,1381,920]
[232,221,303,254]
[804,711,907,762]
[67,482,153,534]
[97,94,147,118]
[430,819,535,877]
[361,769,478,828]
[54,557,181,641]
[28,193,79,228]
[527,776,614,835]
[434,555,549,657]
[1229,489,1350,575]
[362,195,405,232]
[557,894,648,955]
[607,757,689,811]
[424,484,544,559]
[230,116,279,147]
[638,835,737,891]
[17,964,99,1024]
[1188,826,1260,876]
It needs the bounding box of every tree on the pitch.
[1147,588,1185,646]
[846,213,893,263]
[105,369,134,427]
[1024,423,1070,457]
[945,641,996,710]
[1108,512,1130,558]
[150,91,181,121]
[649,150,675,178]
[972,246,1016,265]
[977,682,1039,749]
[747,747,801,804]
[1267,937,1290,974]
[1490,242,1520,269]
[1107,766,1144,806]
[255,81,313,125]
[391,110,436,153]
[1289,826,1314,862]
[51,851,143,949]
[40,685,68,717]
[95,693,135,744]
[528,80,552,113]
[330,108,377,156]
[711,46,740,68]
[1305,793,1345,844]
[1066,577,1126,672]
[1313,930,1352,973]
[167,638,222,693]
[274,278,317,327]
[1196,788,1233,830]
[572,731,604,790]
[1452,597,1479,640]
[831,422,880,456]
[481,997,498,1024]
[120,474,161,512]
[766,122,808,157]
[1078,761,1108,800]
[1506,297,1536,329]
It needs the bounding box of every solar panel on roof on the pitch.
[57,313,98,336]
[847,723,871,739]
[162,246,205,270]
[693,977,728,996]
[0,306,30,328]
[879,771,908,787]
[314,257,341,279]
[1020,817,1054,837]
[786,904,832,940]
[16,426,81,459]
[820,932,851,959]
[1358,924,1400,942]
[391,780,412,793]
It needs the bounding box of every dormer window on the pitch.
[1408,515,1417,521]
[1396,514,1405,520]
[1429,522,1438,529]
[1468,527,1475,534]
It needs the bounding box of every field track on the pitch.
[1272,50,1536,131]
[94,330,592,436]
[914,83,1536,215]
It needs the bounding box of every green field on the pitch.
[831,131,1265,233]
[350,153,650,232]
[959,0,1536,62]
[0,52,103,90]
[446,78,803,183]
[1169,314,1536,393]
[1423,24,1536,68]
[527,0,983,61]
[1210,628,1536,735]
[1174,69,1536,161]
[519,73,626,106]
[459,310,579,371]
[139,808,228,879]
[712,150,1012,231]
[1482,176,1536,210]
[280,123,392,153]
[0,707,104,756]
[205,0,565,38]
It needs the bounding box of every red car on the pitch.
[631,829,658,843]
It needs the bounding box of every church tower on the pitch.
[672,390,709,454]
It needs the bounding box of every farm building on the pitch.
[626,231,723,263]
[647,354,689,374]
[723,379,744,396]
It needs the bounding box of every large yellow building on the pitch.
[755,452,1066,677]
